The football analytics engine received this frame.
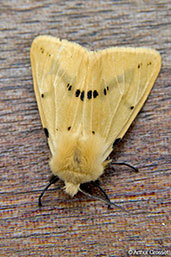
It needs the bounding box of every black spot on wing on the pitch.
[92,131,95,134]
[104,88,107,95]
[113,138,121,147]
[80,91,85,101]
[75,89,99,100]
[67,83,72,91]
[138,63,142,69]
[40,47,44,54]
[130,106,134,110]
[41,94,44,98]
[44,128,49,138]
[68,126,71,131]
[75,89,80,97]
[93,90,98,98]
[87,90,92,99]
[147,62,152,66]
[68,85,72,91]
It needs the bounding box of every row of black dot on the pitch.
[44,128,131,140]
[44,128,124,147]
[137,62,152,69]
[67,125,95,135]
[75,89,99,101]
[42,92,134,110]
[44,126,96,137]
[40,47,51,57]
[67,84,110,101]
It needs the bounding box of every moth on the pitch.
[30,35,161,207]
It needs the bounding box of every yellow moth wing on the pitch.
[30,35,89,154]
[90,48,161,158]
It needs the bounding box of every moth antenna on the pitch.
[38,175,59,207]
[112,162,138,172]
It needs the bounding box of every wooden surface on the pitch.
[0,1,170,256]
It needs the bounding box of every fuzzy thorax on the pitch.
[49,132,107,196]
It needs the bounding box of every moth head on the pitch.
[49,132,107,196]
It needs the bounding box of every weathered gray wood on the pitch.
[0,0,170,256]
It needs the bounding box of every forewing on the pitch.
[30,35,89,154]
[86,48,161,159]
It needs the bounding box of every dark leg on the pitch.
[112,162,138,172]
[38,175,59,207]
[91,181,128,212]
[91,181,111,208]
[79,187,111,207]
[80,182,128,212]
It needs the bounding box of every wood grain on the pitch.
[0,1,170,256]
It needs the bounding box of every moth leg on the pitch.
[38,175,59,207]
[80,181,127,211]
[111,162,138,172]
[79,186,111,208]
[91,181,111,208]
